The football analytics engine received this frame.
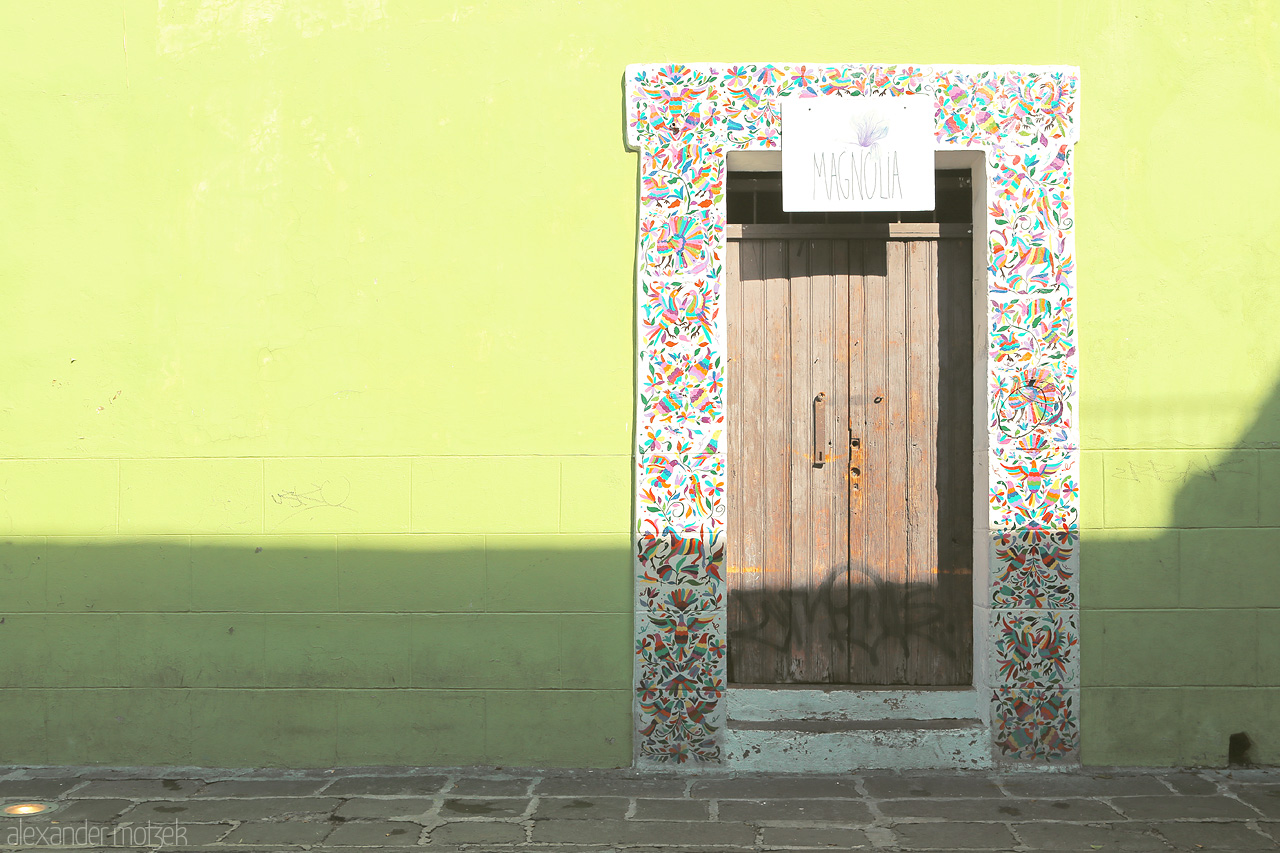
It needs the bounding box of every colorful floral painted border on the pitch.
[626,64,1080,765]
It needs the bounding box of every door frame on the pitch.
[721,215,977,689]
[627,64,1080,767]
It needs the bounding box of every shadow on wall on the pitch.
[725,569,973,687]
[3,405,1278,771]
[0,537,634,768]
[1081,380,1280,767]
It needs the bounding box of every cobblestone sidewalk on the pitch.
[0,766,1277,852]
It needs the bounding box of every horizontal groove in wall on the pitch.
[0,611,636,615]
[0,454,635,461]
[0,687,634,692]
[31,532,632,537]
[1078,607,1280,611]
[1081,525,1280,530]
[1082,684,1280,689]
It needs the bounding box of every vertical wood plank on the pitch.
[905,239,942,683]
[761,239,792,683]
[725,237,744,682]
[883,240,910,684]
[852,240,904,683]
[805,239,842,683]
[830,240,852,683]
[936,237,975,685]
[728,239,768,683]
[844,240,865,684]
[787,239,813,681]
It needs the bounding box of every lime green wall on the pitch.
[1,1,1277,767]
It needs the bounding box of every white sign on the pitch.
[781,96,935,211]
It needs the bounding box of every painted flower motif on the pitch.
[852,111,890,149]
[990,446,1079,531]
[992,363,1075,448]
[992,610,1079,687]
[637,689,723,763]
[991,528,1077,609]
[641,213,721,277]
[637,607,726,695]
[990,297,1076,365]
[992,688,1079,761]
[642,278,718,350]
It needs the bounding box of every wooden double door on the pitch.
[725,224,973,686]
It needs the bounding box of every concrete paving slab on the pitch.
[533,796,630,821]
[1013,821,1168,851]
[532,818,757,847]
[878,796,1122,822]
[632,797,709,821]
[716,798,874,823]
[692,777,863,799]
[153,823,234,847]
[196,779,330,797]
[120,797,340,822]
[1154,820,1280,849]
[448,777,536,797]
[862,772,1005,799]
[760,825,872,848]
[72,779,204,799]
[1158,772,1220,794]
[20,798,133,822]
[319,820,421,846]
[430,820,527,844]
[536,773,687,798]
[887,820,1018,849]
[321,775,449,796]
[0,778,83,798]
[220,820,334,845]
[439,797,530,819]
[1108,794,1261,819]
[1236,786,1280,818]
[997,773,1171,798]
[332,796,435,818]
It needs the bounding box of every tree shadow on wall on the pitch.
[1080,379,1280,767]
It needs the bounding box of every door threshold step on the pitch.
[727,687,982,722]
[722,718,992,771]
[728,717,982,733]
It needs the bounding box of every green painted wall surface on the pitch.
[1,1,1278,766]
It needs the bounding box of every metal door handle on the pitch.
[813,392,827,467]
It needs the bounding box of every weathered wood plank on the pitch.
[786,239,814,681]
[851,241,892,683]
[805,239,839,683]
[728,239,768,684]
[905,239,942,684]
[760,239,792,683]
[882,240,910,685]
[726,237,745,682]
[843,240,864,684]
[936,237,975,686]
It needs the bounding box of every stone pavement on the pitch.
[0,766,1277,852]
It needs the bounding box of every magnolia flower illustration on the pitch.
[851,110,890,150]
